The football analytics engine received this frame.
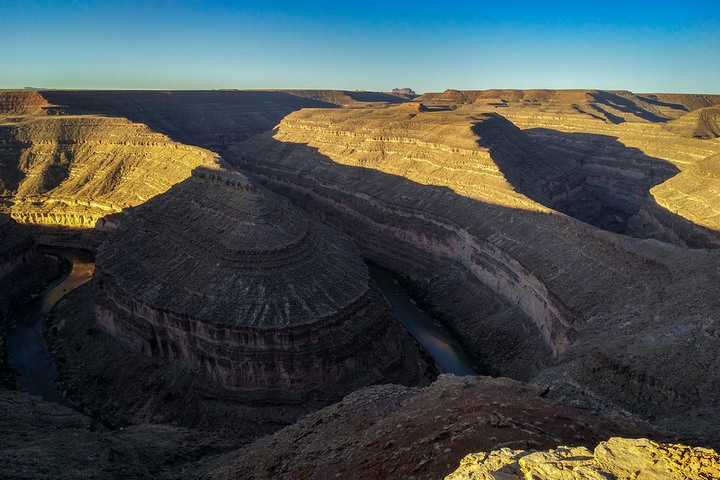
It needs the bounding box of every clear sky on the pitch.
[1,0,719,93]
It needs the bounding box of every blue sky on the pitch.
[1,0,718,93]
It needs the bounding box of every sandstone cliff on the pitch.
[230,106,720,444]
[447,437,719,480]
[0,113,211,229]
[0,90,51,115]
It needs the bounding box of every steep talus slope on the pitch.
[230,107,720,443]
[0,114,210,228]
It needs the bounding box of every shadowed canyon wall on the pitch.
[37,89,409,151]
[0,91,430,432]
[229,106,720,443]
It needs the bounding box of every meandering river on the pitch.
[6,249,475,406]
[368,264,477,376]
[7,247,94,404]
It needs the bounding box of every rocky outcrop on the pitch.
[396,102,429,112]
[447,437,720,480]
[94,160,428,392]
[201,375,669,480]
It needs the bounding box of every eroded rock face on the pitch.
[0,90,50,115]
[447,437,720,480]
[95,161,428,391]
[229,105,720,444]
[0,113,211,229]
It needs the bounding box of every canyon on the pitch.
[1,88,720,478]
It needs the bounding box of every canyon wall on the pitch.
[37,89,407,151]
[0,114,211,230]
[474,96,720,247]
[230,106,720,442]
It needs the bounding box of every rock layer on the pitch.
[95,159,428,391]
[230,106,720,443]
[0,114,210,229]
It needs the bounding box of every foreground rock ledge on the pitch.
[202,375,671,480]
[447,437,720,480]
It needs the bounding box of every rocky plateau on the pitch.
[1,88,720,478]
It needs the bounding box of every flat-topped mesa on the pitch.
[0,90,51,115]
[94,164,426,391]
[0,115,211,229]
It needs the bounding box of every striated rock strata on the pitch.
[0,113,211,229]
[94,159,428,392]
[230,106,720,444]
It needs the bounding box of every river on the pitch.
[6,247,94,404]
[6,249,472,406]
[368,264,477,376]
